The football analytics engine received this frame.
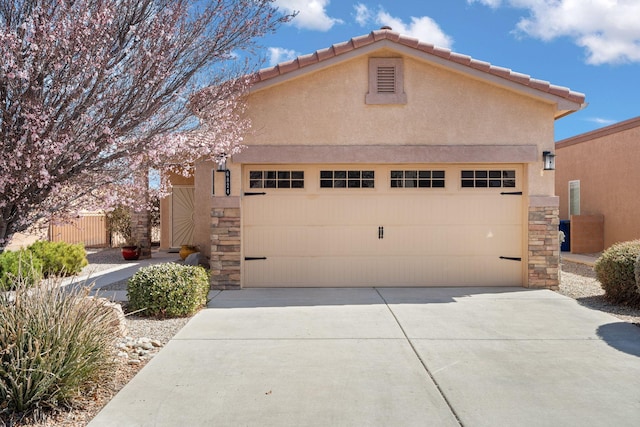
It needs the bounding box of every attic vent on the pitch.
[376,66,396,93]
[366,58,407,105]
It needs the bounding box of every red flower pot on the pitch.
[121,246,140,261]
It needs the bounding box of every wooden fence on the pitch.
[48,212,160,248]
[49,212,109,248]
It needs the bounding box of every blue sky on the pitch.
[255,0,640,141]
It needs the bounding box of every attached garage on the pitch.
[181,29,585,290]
[243,164,523,287]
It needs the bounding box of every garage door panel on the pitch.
[246,256,521,287]
[372,195,521,225]
[246,224,522,258]
[244,225,380,257]
[245,195,383,226]
[386,225,522,256]
[242,164,524,288]
[245,195,521,227]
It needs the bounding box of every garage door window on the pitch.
[320,170,375,188]
[461,170,516,188]
[249,171,304,189]
[390,170,445,188]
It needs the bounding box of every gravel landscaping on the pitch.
[4,250,639,426]
[559,260,640,325]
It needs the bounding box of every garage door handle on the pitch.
[378,226,384,239]
[499,256,522,261]
[500,191,522,195]
[245,257,267,261]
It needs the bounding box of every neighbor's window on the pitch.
[320,170,375,188]
[569,180,580,216]
[461,170,516,188]
[365,58,407,105]
[249,170,304,189]
[390,170,445,188]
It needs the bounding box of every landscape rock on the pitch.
[116,336,164,360]
[83,296,128,337]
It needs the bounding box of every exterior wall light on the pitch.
[215,154,231,196]
[542,151,556,171]
[216,156,227,172]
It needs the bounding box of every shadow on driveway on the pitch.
[597,322,640,357]
[207,286,543,309]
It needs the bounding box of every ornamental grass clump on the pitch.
[594,240,640,307]
[127,263,210,318]
[0,277,120,418]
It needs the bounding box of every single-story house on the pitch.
[160,29,585,289]
[555,116,640,252]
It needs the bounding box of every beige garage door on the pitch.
[243,165,523,287]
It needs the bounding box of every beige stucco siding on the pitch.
[244,50,555,196]
[556,120,640,248]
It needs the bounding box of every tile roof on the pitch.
[252,29,586,105]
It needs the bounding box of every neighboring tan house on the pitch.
[160,29,585,289]
[555,116,640,252]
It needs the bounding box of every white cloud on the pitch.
[267,47,300,66]
[354,3,372,27]
[469,0,640,65]
[353,5,453,49]
[467,0,503,8]
[275,0,343,31]
[586,117,617,126]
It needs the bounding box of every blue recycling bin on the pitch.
[559,220,570,252]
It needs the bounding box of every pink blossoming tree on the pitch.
[0,0,291,245]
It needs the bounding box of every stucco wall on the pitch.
[243,49,556,196]
[556,118,640,249]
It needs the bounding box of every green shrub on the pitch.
[594,240,640,307]
[0,249,43,291]
[0,278,120,417]
[27,241,88,277]
[128,263,210,318]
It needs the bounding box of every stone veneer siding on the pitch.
[528,205,560,289]
[210,206,241,289]
[131,210,152,259]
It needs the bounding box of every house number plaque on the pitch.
[225,170,231,196]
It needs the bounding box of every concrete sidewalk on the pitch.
[89,287,640,427]
[62,250,181,302]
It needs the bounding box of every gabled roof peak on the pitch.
[253,29,586,106]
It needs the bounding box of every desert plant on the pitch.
[27,241,88,277]
[0,278,121,417]
[128,263,209,318]
[0,249,43,291]
[594,240,640,307]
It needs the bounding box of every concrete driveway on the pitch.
[89,287,640,427]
